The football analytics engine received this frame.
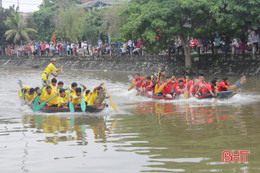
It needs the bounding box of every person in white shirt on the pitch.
[252,31,259,52]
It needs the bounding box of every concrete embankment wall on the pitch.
[0,54,260,76]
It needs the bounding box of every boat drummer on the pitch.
[41,58,64,85]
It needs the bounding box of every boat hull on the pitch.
[27,103,106,113]
[137,90,236,100]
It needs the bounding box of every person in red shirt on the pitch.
[163,76,174,98]
[141,76,153,94]
[172,76,187,91]
[132,74,144,89]
[137,38,143,48]
[202,79,217,96]
[189,79,201,97]
[174,79,185,96]
[218,77,230,92]
[198,74,206,92]
[187,79,194,91]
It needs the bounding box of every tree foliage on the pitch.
[4,10,37,44]
[54,0,85,42]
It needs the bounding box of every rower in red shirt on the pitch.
[174,79,186,96]
[202,79,217,96]
[187,79,194,91]
[189,79,201,97]
[141,76,153,95]
[132,74,144,89]
[172,76,186,92]
[198,74,206,92]
[218,77,230,92]
[163,76,175,98]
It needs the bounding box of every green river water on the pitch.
[0,67,260,173]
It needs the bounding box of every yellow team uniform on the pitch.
[25,93,35,102]
[38,87,47,103]
[58,94,69,108]
[84,92,92,103]
[41,63,57,81]
[43,90,58,106]
[87,90,98,105]
[68,88,77,101]
[50,84,57,91]
[19,86,30,98]
[72,95,82,106]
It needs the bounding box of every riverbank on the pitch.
[1,54,260,76]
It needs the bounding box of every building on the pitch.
[0,0,2,8]
[80,0,121,11]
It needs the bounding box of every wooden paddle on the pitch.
[33,82,46,109]
[67,89,74,112]
[33,93,58,112]
[21,89,25,106]
[81,85,86,112]
[128,75,147,91]
[154,69,161,93]
[154,76,175,94]
[194,86,201,96]
[103,85,118,112]
[184,76,189,99]
[215,83,219,103]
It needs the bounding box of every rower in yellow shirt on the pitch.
[57,81,64,93]
[83,90,91,105]
[50,78,57,91]
[43,86,59,107]
[19,86,30,100]
[72,85,87,106]
[88,83,109,105]
[41,58,64,84]
[25,88,35,104]
[58,89,71,108]
[69,82,78,98]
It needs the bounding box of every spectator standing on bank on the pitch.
[202,37,208,53]
[127,39,133,55]
[214,34,221,54]
[252,31,259,53]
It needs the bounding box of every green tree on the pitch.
[213,0,260,31]
[4,10,37,45]
[120,0,215,68]
[102,2,128,40]
[0,6,15,45]
[27,0,58,42]
[54,0,86,42]
[81,9,107,44]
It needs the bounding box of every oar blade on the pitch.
[33,96,40,109]
[155,85,163,94]
[81,99,86,112]
[185,90,188,99]
[80,85,86,112]
[109,98,118,112]
[67,89,74,112]
[69,102,75,112]
[128,84,136,91]
[33,102,46,112]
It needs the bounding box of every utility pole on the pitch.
[17,0,19,11]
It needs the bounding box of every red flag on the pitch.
[53,32,56,45]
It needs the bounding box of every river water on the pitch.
[0,67,260,173]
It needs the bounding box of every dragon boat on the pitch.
[136,76,246,101]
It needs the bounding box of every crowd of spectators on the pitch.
[0,32,258,56]
[0,38,144,57]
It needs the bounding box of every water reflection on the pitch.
[22,115,110,145]
[131,102,244,127]
[110,102,258,172]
